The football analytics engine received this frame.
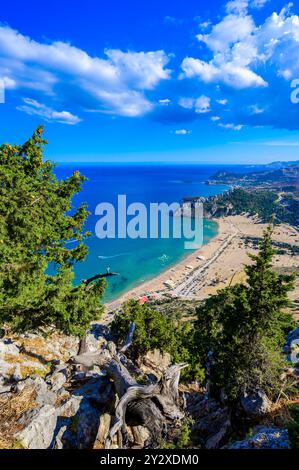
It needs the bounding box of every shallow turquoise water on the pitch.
[55,164,228,302]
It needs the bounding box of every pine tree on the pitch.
[0,127,104,336]
[195,226,296,401]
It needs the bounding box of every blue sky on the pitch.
[1,0,299,163]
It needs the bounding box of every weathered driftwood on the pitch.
[71,323,187,449]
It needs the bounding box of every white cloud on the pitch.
[195,95,211,113]
[226,0,269,14]
[175,129,192,135]
[178,95,211,113]
[0,25,171,117]
[17,98,81,125]
[159,98,171,105]
[211,115,221,121]
[219,122,244,130]
[178,97,195,109]
[181,2,299,89]
[249,104,264,114]
[216,99,228,105]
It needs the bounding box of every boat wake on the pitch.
[98,252,130,260]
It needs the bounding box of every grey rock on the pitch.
[205,419,231,449]
[73,376,112,405]
[228,426,289,449]
[59,396,82,418]
[241,391,270,417]
[12,364,22,382]
[55,397,102,449]
[284,327,299,364]
[16,375,56,406]
[15,405,57,449]
[46,366,68,393]
[0,358,11,377]
[0,339,20,355]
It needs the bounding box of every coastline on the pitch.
[104,217,225,312]
[104,215,299,319]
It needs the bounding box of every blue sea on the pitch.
[54,164,246,302]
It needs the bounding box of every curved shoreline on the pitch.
[104,218,228,313]
[104,215,299,320]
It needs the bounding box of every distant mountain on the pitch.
[248,160,299,170]
[207,163,299,187]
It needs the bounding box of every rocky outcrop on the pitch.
[240,391,271,417]
[15,405,57,449]
[284,326,299,366]
[227,426,290,449]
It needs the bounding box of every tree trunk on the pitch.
[71,336,187,448]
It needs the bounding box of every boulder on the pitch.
[15,404,57,449]
[0,358,11,377]
[0,339,20,355]
[284,327,299,365]
[72,376,113,406]
[45,366,68,393]
[241,391,271,417]
[205,419,231,449]
[139,349,171,379]
[54,397,102,449]
[16,375,56,406]
[228,426,289,449]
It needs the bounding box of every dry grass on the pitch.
[260,398,299,428]
[0,386,37,449]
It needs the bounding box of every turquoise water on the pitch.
[56,164,229,302]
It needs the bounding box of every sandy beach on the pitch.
[105,215,299,319]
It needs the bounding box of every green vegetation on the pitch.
[0,128,104,336]
[206,188,279,222]
[194,226,296,401]
[111,299,204,382]
[159,417,194,449]
[112,228,296,398]
[205,187,299,226]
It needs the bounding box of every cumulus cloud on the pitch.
[180,1,299,89]
[179,95,211,113]
[17,98,82,125]
[175,129,192,135]
[219,122,244,130]
[216,99,228,105]
[0,25,171,117]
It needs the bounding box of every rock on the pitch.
[12,364,22,382]
[284,327,299,365]
[15,405,57,449]
[16,376,56,406]
[46,366,68,393]
[73,376,113,406]
[94,413,111,447]
[55,397,102,449]
[0,339,20,355]
[139,349,171,378]
[241,391,271,417]
[194,406,230,436]
[0,358,11,377]
[228,426,289,449]
[59,396,82,418]
[205,419,231,449]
